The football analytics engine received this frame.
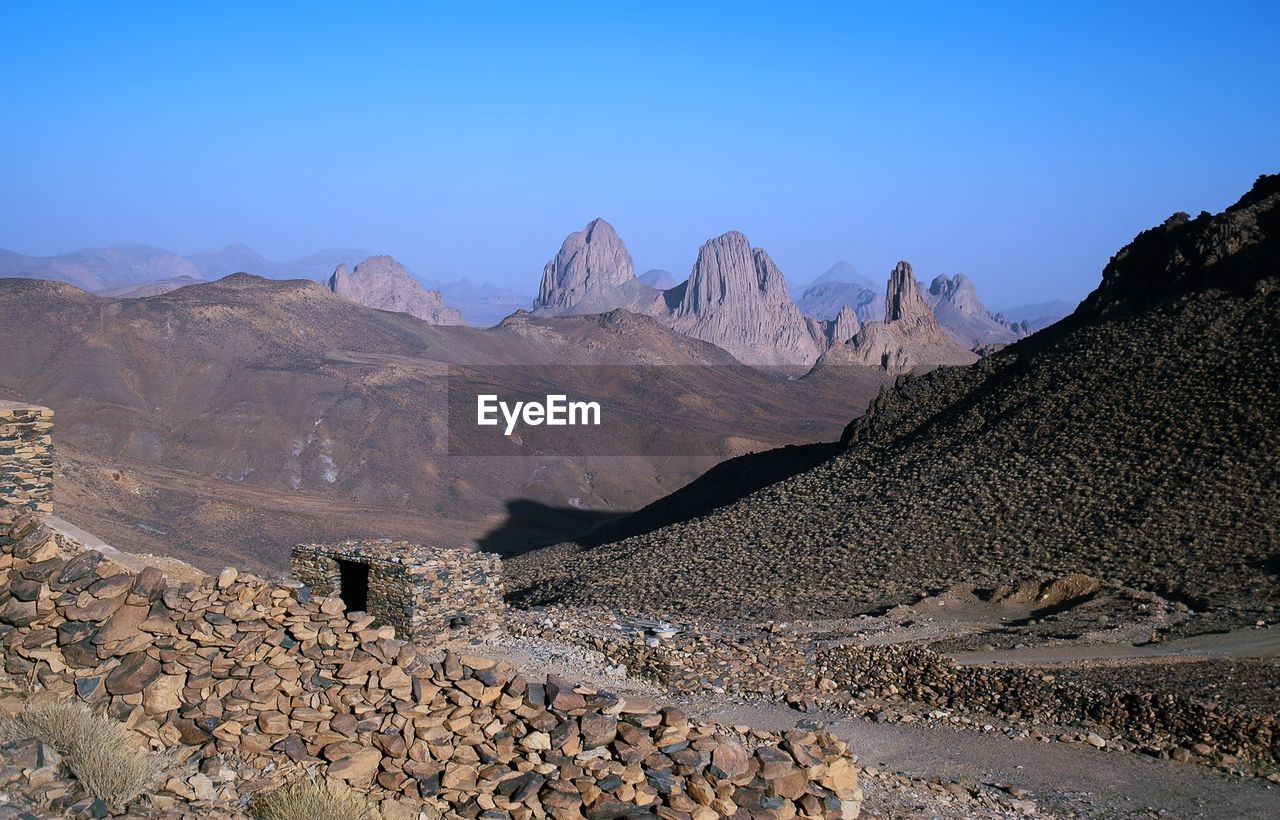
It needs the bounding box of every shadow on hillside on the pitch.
[569,441,842,550]
[483,442,844,560]
[475,499,623,557]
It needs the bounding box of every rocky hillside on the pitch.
[508,175,1280,625]
[925,273,1029,345]
[817,262,979,371]
[327,255,465,325]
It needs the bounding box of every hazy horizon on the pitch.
[3,2,1278,306]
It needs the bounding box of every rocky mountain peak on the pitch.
[819,261,979,372]
[667,231,823,366]
[829,304,861,345]
[927,274,982,314]
[885,261,935,327]
[677,232,787,315]
[327,255,464,325]
[534,218,637,313]
[924,272,1029,345]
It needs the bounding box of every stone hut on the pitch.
[0,400,54,514]
[291,539,504,643]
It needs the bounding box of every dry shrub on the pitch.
[0,700,172,809]
[248,777,379,820]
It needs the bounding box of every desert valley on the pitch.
[1,4,1277,819]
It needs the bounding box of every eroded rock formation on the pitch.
[925,273,1029,345]
[824,262,980,371]
[667,231,824,367]
[533,219,659,315]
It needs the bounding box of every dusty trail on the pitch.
[953,627,1280,666]
[696,698,1280,819]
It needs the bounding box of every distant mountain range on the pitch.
[529,220,1056,366]
[327,255,465,325]
[0,243,531,327]
[793,261,1059,346]
[1,231,1074,364]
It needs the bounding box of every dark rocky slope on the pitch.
[508,175,1280,624]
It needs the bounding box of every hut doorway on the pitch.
[337,558,369,613]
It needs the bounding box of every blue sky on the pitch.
[2,1,1277,305]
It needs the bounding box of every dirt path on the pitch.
[953,627,1280,666]
[42,514,207,583]
[695,698,1280,819]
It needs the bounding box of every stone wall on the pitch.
[512,606,1280,772]
[0,504,862,818]
[292,540,504,645]
[0,401,53,514]
[818,643,1277,766]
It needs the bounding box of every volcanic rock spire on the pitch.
[534,218,637,314]
[668,231,823,366]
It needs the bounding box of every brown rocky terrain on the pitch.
[507,175,1280,630]
[327,255,465,325]
[0,274,889,575]
[0,506,866,819]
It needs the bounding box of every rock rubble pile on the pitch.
[0,504,862,818]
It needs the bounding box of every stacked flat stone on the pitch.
[0,401,54,514]
[0,505,862,818]
[292,540,504,644]
[816,643,1277,767]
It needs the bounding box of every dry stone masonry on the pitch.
[291,540,504,645]
[0,504,862,818]
[0,400,54,514]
